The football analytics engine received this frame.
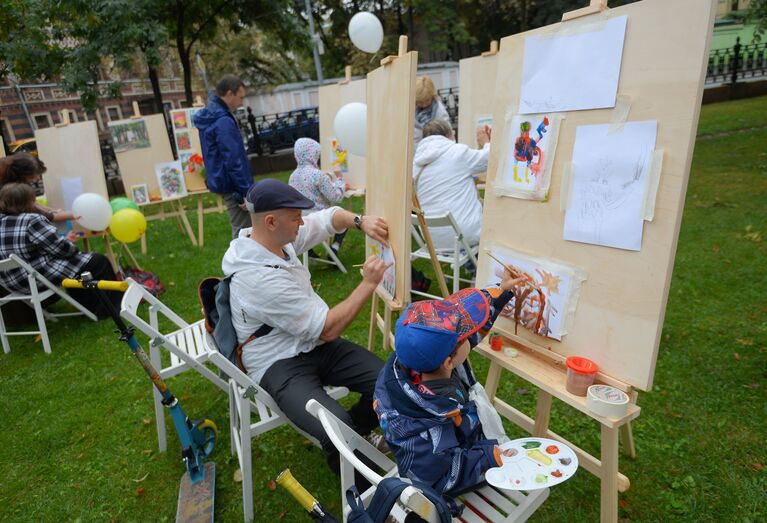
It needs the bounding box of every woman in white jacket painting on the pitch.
[413,119,491,252]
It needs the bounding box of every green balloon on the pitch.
[110,197,139,214]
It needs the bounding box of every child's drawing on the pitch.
[154,161,188,200]
[496,113,562,201]
[370,240,396,300]
[483,245,586,341]
[176,131,192,151]
[172,111,188,130]
[131,184,149,205]
[563,121,657,251]
[331,138,349,174]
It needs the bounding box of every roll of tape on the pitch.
[586,385,629,419]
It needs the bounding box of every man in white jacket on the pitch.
[413,119,490,251]
[221,178,389,472]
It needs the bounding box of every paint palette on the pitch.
[484,437,578,491]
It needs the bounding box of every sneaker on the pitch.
[365,432,391,454]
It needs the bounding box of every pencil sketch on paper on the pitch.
[563,120,658,251]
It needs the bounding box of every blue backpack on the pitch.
[345,478,460,523]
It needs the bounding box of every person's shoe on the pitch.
[365,432,391,454]
[330,241,340,255]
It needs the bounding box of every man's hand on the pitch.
[360,215,388,244]
[361,255,389,287]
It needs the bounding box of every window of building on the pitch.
[65,109,79,123]
[105,105,123,121]
[1,118,15,143]
[32,112,53,129]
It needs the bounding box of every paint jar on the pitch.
[489,333,503,351]
[565,356,599,396]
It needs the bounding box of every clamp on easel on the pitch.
[130,101,142,120]
[481,40,499,57]
[562,0,608,22]
[380,35,409,66]
[193,96,205,108]
[338,66,353,85]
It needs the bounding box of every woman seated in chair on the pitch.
[0,183,120,319]
[0,152,76,223]
[289,137,348,254]
[413,119,490,252]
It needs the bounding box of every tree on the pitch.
[750,0,767,42]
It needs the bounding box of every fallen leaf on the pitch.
[743,383,760,389]
[142,449,153,456]
[180,394,190,401]
[517,388,530,396]
[133,472,149,482]
[671,412,684,419]
[111,515,120,523]
[142,418,151,425]
[169,281,176,286]
[279,510,289,518]
[267,479,277,491]
[712,245,720,253]
[753,463,764,471]
[233,469,243,483]
[734,352,741,361]
[736,338,754,346]
[619,499,629,509]
[303,439,313,446]
[135,487,146,497]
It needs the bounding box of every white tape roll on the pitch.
[586,385,629,418]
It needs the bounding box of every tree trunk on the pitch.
[175,2,193,106]
[148,65,164,114]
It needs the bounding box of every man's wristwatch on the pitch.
[354,215,363,230]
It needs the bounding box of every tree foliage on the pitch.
[750,0,767,42]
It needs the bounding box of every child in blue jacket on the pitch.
[374,269,527,495]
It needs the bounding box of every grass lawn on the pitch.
[1,95,765,522]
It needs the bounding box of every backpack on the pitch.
[345,478,460,523]
[119,267,165,297]
[198,276,272,372]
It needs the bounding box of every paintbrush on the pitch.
[483,250,538,291]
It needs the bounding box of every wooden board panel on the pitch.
[111,114,174,200]
[319,79,367,190]
[0,137,5,158]
[477,0,715,391]
[365,52,418,308]
[457,52,499,148]
[35,121,108,210]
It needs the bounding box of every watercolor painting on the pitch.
[497,113,562,201]
[109,120,151,153]
[154,161,188,200]
[331,138,349,174]
[172,111,188,130]
[130,184,149,205]
[176,131,192,151]
[484,245,585,341]
[370,239,396,300]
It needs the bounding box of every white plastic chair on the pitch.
[202,334,349,522]
[301,241,348,273]
[119,280,229,452]
[0,254,97,354]
[410,212,479,300]
[306,398,549,523]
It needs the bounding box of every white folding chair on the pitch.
[202,335,349,522]
[0,254,97,354]
[410,212,479,300]
[307,398,549,523]
[119,280,229,452]
[301,241,348,273]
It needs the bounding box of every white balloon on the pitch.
[72,193,112,231]
[333,102,367,157]
[348,12,384,54]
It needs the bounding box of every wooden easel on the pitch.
[472,0,716,521]
[118,102,199,253]
[366,35,415,352]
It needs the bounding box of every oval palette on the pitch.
[484,437,579,491]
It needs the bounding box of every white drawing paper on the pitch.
[495,113,562,201]
[563,121,658,251]
[483,245,586,341]
[370,239,396,300]
[60,177,84,211]
[519,16,627,114]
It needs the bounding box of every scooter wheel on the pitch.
[196,419,218,458]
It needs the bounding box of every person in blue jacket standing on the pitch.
[194,75,253,238]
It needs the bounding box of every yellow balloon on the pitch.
[109,208,147,243]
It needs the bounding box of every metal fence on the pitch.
[707,38,767,84]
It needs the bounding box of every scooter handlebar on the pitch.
[62,278,129,292]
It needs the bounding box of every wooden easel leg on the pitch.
[140,233,147,255]
[533,390,553,437]
[121,242,142,271]
[197,194,204,247]
[367,293,379,352]
[600,424,620,523]
[620,421,637,459]
[102,234,119,273]
[172,199,198,246]
[382,304,392,352]
[484,362,502,400]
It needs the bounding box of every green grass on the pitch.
[1,96,766,522]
